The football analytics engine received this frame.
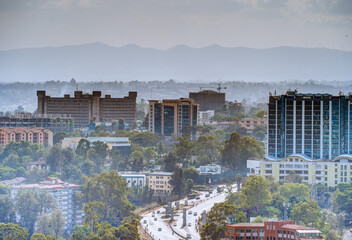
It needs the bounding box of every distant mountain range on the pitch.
[0,42,351,82]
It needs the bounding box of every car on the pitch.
[157,210,160,214]
[188,223,191,227]
[173,223,177,227]
[154,218,157,221]
[143,220,147,224]
[152,214,155,217]
[187,234,192,239]
[193,212,197,216]
[188,210,193,215]
[158,228,162,231]
[196,196,200,200]
[208,190,213,194]
[205,193,210,197]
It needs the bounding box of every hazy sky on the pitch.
[0,0,351,51]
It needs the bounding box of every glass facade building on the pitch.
[268,91,352,160]
[149,98,199,136]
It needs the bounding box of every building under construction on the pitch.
[189,90,225,111]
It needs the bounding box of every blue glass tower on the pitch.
[268,91,352,160]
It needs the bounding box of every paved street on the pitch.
[140,185,236,240]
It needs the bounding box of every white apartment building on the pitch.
[119,172,147,188]
[10,177,82,234]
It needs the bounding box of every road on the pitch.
[140,185,236,240]
[343,229,352,240]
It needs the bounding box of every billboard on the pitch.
[199,165,221,175]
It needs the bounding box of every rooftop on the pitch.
[12,177,80,190]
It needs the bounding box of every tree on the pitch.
[241,175,270,215]
[118,119,125,130]
[50,210,65,240]
[130,150,144,171]
[31,233,54,240]
[131,132,160,147]
[174,134,194,166]
[285,170,303,183]
[184,167,199,183]
[143,147,156,161]
[76,138,91,157]
[170,167,185,196]
[46,145,65,173]
[84,201,105,232]
[53,132,69,145]
[334,182,352,215]
[0,195,15,223]
[279,183,310,204]
[201,202,245,240]
[325,229,340,240]
[36,214,52,236]
[115,216,140,240]
[163,152,177,172]
[221,132,264,170]
[15,105,24,113]
[0,223,28,240]
[290,200,322,227]
[185,179,194,194]
[15,189,56,234]
[235,174,243,192]
[72,202,140,240]
[82,171,135,224]
[194,136,220,165]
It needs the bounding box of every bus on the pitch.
[187,194,196,199]
[217,186,224,193]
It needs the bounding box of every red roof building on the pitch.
[225,220,323,240]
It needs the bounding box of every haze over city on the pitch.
[0,1,352,240]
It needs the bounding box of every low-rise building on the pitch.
[27,158,49,171]
[148,172,172,195]
[0,127,53,146]
[0,113,75,133]
[248,154,352,187]
[1,177,27,187]
[10,177,82,234]
[225,220,323,240]
[119,172,147,188]
[238,117,267,133]
[199,110,215,125]
[62,137,131,156]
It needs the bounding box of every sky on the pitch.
[0,0,351,51]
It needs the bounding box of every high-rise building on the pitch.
[267,91,352,160]
[189,90,225,111]
[10,177,82,234]
[0,127,53,146]
[37,91,137,128]
[148,98,199,136]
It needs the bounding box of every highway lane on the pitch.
[141,209,180,240]
[173,186,236,239]
[140,185,236,240]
